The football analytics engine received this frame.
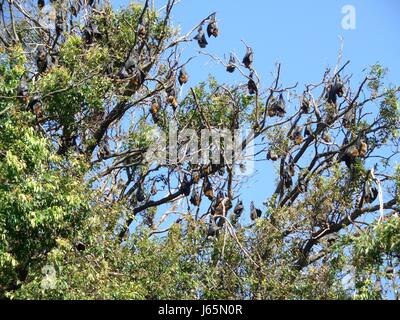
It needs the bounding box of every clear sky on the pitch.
[111,0,400,221]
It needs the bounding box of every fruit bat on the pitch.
[288,163,295,177]
[201,164,211,176]
[28,96,44,122]
[91,23,102,41]
[82,22,101,44]
[123,67,145,96]
[182,175,191,197]
[250,201,261,221]
[334,76,345,97]
[339,139,359,169]
[78,0,96,7]
[326,83,337,105]
[150,97,160,114]
[349,144,360,157]
[166,95,178,111]
[363,181,378,204]
[298,178,308,193]
[117,66,129,79]
[322,131,331,143]
[82,25,93,44]
[18,78,29,103]
[267,96,278,117]
[178,66,188,86]
[374,278,383,293]
[136,185,145,202]
[38,0,45,10]
[283,170,293,189]
[194,26,208,48]
[230,213,239,225]
[242,47,253,69]
[192,173,200,184]
[151,182,157,195]
[98,142,111,159]
[190,189,201,206]
[275,93,286,117]
[233,200,244,217]
[130,68,145,89]
[226,54,236,73]
[216,191,224,204]
[71,2,81,17]
[207,14,219,38]
[216,216,226,229]
[55,11,64,35]
[326,76,345,105]
[341,153,355,170]
[301,96,310,113]
[326,234,338,246]
[36,47,48,73]
[267,149,278,161]
[210,201,216,216]
[343,110,356,129]
[118,56,135,79]
[207,218,220,238]
[105,61,114,76]
[82,23,97,44]
[166,86,178,110]
[304,123,313,137]
[213,201,224,216]
[144,212,154,228]
[385,266,394,275]
[358,139,368,158]
[225,197,233,212]
[247,72,258,95]
[137,24,146,38]
[212,191,225,216]
[166,85,175,98]
[57,134,78,155]
[291,126,303,145]
[203,177,214,201]
[150,98,160,123]
[75,241,86,252]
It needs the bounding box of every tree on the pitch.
[0,0,399,299]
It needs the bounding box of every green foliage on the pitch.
[353,217,400,266]
[368,63,387,94]
[0,1,399,301]
[0,114,91,296]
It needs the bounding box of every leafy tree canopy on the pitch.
[0,0,399,300]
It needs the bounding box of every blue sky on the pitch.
[112,0,400,222]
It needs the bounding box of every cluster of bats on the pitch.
[207,199,262,238]
[263,72,377,206]
[224,46,258,96]
[133,161,264,238]
[37,0,98,11]
[15,5,380,237]
[192,12,259,98]
[193,13,219,48]
[149,13,219,122]
[134,12,377,236]
[149,62,189,122]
